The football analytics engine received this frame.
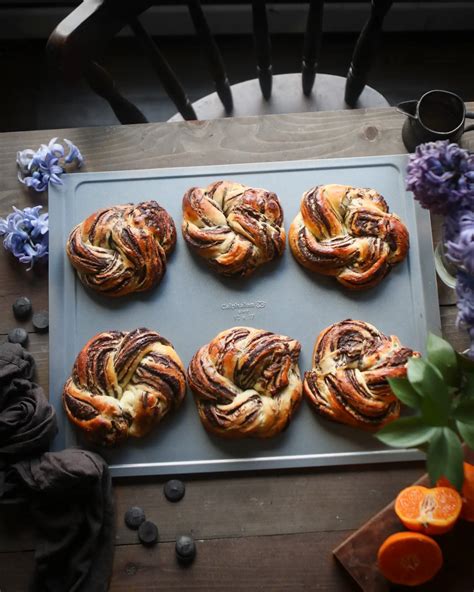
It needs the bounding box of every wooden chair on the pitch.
[46,0,393,125]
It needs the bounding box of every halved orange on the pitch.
[438,462,474,522]
[378,531,443,587]
[395,485,462,535]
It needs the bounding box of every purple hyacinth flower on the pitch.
[0,205,49,269]
[22,171,49,192]
[446,209,474,274]
[16,148,36,177]
[16,137,83,192]
[456,270,474,357]
[406,141,474,215]
[64,139,84,168]
[29,149,64,182]
[46,137,65,158]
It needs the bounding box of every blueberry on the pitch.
[175,535,196,564]
[8,328,28,347]
[32,311,49,333]
[12,297,32,320]
[164,479,185,502]
[138,520,158,546]
[124,506,146,530]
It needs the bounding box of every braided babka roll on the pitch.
[67,201,176,297]
[182,181,286,277]
[63,328,186,446]
[187,327,302,438]
[289,185,409,290]
[304,320,419,430]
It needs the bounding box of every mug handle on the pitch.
[464,111,474,132]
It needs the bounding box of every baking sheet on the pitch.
[49,155,439,477]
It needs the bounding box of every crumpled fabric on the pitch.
[0,342,115,591]
[10,449,115,592]
[0,342,57,460]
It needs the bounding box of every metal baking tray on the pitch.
[49,155,439,477]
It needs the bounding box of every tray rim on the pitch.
[48,153,439,477]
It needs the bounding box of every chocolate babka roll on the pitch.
[289,184,409,290]
[182,181,286,277]
[187,327,302,438]
[63,328,186,446]
[67,201,176,297]
[304,319,419,430]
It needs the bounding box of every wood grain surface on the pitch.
[1,106,473,592]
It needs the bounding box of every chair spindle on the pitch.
[344,0,393,107]
[129,16,197,121]
[252,0,272,100]
[187,0,233,113]
[302,0,325,97]
[84,61,148,125]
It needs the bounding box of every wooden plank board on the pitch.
[0,531,357,592]
[0,463,424,552]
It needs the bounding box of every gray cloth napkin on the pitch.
[10,449,115,592]
[0,342,115,591]
[0,342,57,460]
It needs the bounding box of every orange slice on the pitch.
[438,462,474,522]
[395,485,462,535]
[378,531,443,586]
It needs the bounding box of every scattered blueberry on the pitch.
[164,479,185,502]
[124,506,146,530]
[32,311,49,333]
[175,535,196,564]
[138,520,158,546]
[12,297,32,320]
[8,328,28,347]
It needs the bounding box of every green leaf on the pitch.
[456,420,474,449]
[407,357,450,425]
[461,372,474,399]
[426,333,459,386]
[452,398,474,423]
[387,377,421,409]
[427,427,464,490]
[376,416,437,448]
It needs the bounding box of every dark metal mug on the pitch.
[397,90,474,152]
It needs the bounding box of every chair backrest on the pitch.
[47,0,394,125]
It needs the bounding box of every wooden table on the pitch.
[1,107,473,591]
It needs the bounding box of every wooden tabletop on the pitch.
[1,107,473,591]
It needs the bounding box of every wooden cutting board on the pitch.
[333,475,474,591]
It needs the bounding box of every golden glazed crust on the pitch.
[63,328,186,446]
[187,327,302,438]
[304,319,420,431]
[289,184,409,290]
[182,181,286,277]
[66,201,176,297]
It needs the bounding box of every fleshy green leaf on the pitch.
[427,427,464,490]
[407,357,450,425]
[426,333,459,386]
[456,420,474,449]
[452,399,474,423]
[387,377,421,409]
[376,416,437,448]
